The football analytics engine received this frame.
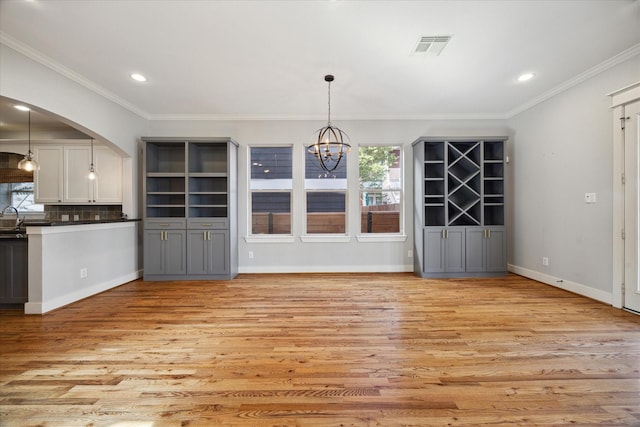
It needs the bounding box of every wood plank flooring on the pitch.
[1,273,639,426]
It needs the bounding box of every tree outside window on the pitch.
[359,146,401,233]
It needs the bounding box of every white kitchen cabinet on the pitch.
[34,143,122,204]
[64,146,93,203]
[34,145,64,203]
[93,146,122,203]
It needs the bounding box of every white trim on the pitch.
[609,81,640,108]
[147,112,509,121]
[507,43,640,118]
[24,270,141,314]
[239,264,413,274]
[0,32,149,120]
[356,234,407,243]
[300,234,351,243]
[508,264,612,305]
[244,235,295,243]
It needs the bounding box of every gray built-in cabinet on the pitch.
[142,138,238,280]
[413,137,507,278]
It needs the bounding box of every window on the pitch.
[305,150,347,234]
[249,146,292,235]
[359,146,402,234]
[0,182,43,213]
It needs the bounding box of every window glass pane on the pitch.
[250,146,292,235]
[251,192,291,234]
[306,191,346,234]
[305,150,347,190]
[250,147,292,190]
[0,182,44,212]
[359,146,401,233]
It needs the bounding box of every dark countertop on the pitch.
[0,219,140,238]
[23,218,141,227]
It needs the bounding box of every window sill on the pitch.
[300,235,351,243]
[356,234,407,243]
[244,235,296,243]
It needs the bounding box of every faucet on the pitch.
[0,206,22,229]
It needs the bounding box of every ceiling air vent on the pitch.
[413,35,452,56]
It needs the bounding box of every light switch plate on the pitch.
[585,193,597,204]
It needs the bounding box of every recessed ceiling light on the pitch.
[14,105,31,111]
[130,73,147,82]
[518,72,535,82]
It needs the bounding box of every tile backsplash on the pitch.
[44,205,123,222]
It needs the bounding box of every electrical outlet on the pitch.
[542,256,549,266]
[80,268,88,279]
[408,250,413,258]
[248,251,254,259]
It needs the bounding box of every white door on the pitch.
[623,100,640,313]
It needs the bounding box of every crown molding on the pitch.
[0,32,150,120]
[3,30,638,123]
[147,112,509,121]
[506,42,640,118]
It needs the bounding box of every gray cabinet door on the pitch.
[0,240,28,303]
[485,227,507,272]
[424,228,445,273]
[144,230,164,275]
[465,228,485,272]
[187,230,228,275]
[187,230,208,275]
[465,227,506,272]
[444,228,466,273]
[144,230,186,276]
[164,230,187,275]
[209,230,229,275]
[423,228,465,273]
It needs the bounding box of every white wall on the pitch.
[0,44,146,218]
[147,118,509,272]
[507,55,640,303]
[25,222,140,314]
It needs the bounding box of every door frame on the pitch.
[610,81,640,309]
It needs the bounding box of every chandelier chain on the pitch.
[327,80,331,126]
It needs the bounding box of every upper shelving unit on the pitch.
[419,139,505,227]
[143,139,235,220]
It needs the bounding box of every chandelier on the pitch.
[307,74,351,172]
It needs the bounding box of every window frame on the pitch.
[247,145,294,241]
[356,144,406,242]
[302,148,349,238]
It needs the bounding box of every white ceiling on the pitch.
[1,0,639,122]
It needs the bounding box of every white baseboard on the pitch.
[25,270,142,315]
[239,264,414,274]
[508,264,612,305]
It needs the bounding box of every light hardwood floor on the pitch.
[1,273,639,426]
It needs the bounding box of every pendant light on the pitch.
[88,138,97,180]
[17,109,39,172]
[307,74,351,172]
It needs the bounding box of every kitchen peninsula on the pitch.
[25,218,140,314]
